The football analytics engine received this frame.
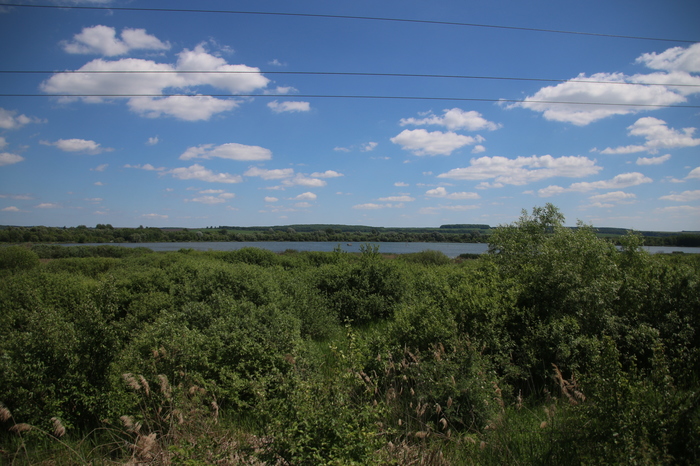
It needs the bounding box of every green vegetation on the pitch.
[1,204,698,464]
[2,221,699,246]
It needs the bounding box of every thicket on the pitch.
[1,204,698,464]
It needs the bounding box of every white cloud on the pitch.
[0,153,24,166]
[588,191,637,204]
[36,203,61,209]
[244,167,294,179]
[124,163,165,171]
[438,154,601,185]
[268,100,311,113]
[283,174,326,188]
[0,108,44,130]
[659,190,700,202]
[538,172,653,197]
[637,154,671,165]
[686,167,700,179]
[310,170,344,178]
[511,72,686,126]
[425,187,480,200]
[62,25,170,56]
[181,143,272,161]
[128,95,240,121]
[391,129,479,156]
[352,203,403,210]
[635,43,700,73]
[400,108,500,131]
[472,145,486,154]
[92,163,108,171]
[41,43,269,121]
[141,213,168,220]
[41,138,112,155]
[394,182,409,187]
[268,59,286,67]
[166,164,243,184]
[361,142,378,152]
[1,206,20,212]
[602,118,700,154]
[264,196,279,203]
[377,195,415,202]
[146,136,159,146]
[334,146,351,153]
[292,192,317,201]
[0,137,6,150]
[189,195,228,204]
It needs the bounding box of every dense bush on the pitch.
[1,207,699,464]
[0,245,40,271]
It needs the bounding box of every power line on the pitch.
[1,70,698,89]
[2,93,699,108]
[1,2,697,44]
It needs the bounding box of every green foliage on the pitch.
[1,209,699,464]
[0,245,40,271]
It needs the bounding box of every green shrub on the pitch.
[0,246,40,271]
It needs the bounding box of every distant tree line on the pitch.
[0,224,489,244]
[0,223,698,246]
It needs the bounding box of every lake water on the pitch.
[61,241,699,258]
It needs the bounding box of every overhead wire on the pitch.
[0,3,697,108]
[0,69,698,89]
[2,93,699,109]
[0,2,697,43]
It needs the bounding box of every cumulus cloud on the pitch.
[166,164,243,183]
[0,107,45,130]
[292,192,317,201]
[400,108,500,131]
[601,118,700,154]
[391,129,480,156]
[124,163,165,171]
[538,172,653,197]
[244,167,294,179]
[438,155,601,186]
[511,72,686,125]
[188,191,235,204]
[181,143,272,161]
[40,138,112,155]
[425,187,480,200]
[636,42,700,73]
[41,43,269,121]
[310,170,343,178]
[361,142,379,152]
[686,167,700,179]
[659,190,700,202]
[62,25,170,56]
[0,153,24,166]
[1,206,20,212]
[141,213,168,220]
[586,191,637,207]
[377,195,415,202]
[284,174,326,188]
[267,100,311,113]
[510,43,700,125]
[264,196,279,203]
[129,96,240,121]
[352,203,404,210]
[637,154,671,165]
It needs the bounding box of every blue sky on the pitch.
[1,0,699,230]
